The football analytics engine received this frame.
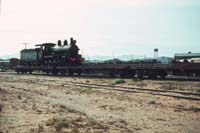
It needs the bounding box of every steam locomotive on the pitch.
[20,38,83,66]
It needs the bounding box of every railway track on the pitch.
[4,76,200,101]
[63,81,200,101]
[1,72,200,101]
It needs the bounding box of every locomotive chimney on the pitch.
[154,48,158,59]
[57,40,62,46]
[63,40,68,46]
[70,38,74,45]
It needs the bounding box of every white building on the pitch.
[188,58,200,63]
[158,56,173,64]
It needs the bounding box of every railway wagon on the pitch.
[14,62,200,78]
[0,60,10,71]
[10,58,20,68]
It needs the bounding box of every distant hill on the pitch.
[0,58,9,62]
[0,53,20,60]
[83,54,146,61]
[0,53,145,61]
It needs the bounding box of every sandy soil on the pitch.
[0,73,200,133]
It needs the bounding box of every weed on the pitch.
[52,104,67,112]
[54,119,68,131]
[45,117,58,126]
[148,100,156,104]
[119,119,128,126]
[196,88,200,93]
[112,79,125,85]
[71,128,79,133]
[67,108,79,113]
[0,104,3,112]
[65,91,71,95]
[88,117,98,125]
[46,117,68,131]
[11,86,15,88]
[52,103,66,109]
[59,104,66,109]
[37,124,44,132]
[17,95,22,99]
[176,84,184,90]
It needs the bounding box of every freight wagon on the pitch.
[0,60,10,72]
[14,62,200,78]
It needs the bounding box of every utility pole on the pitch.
[0,0,2,16]
[22,43,28,49]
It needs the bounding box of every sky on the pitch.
[0,0,200,58]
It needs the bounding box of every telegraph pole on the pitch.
[22,43,28,49]
[0,0,1,16]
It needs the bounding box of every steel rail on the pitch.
[63,81,200,101]
[68,81,200,97]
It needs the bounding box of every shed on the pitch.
[174,53,200,60]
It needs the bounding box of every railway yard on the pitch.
[1,0,200,132]
[0,72,200,133]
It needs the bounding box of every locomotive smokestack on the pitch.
[58,40,62,46]
[63,40,68,46]
[70,38,74,45]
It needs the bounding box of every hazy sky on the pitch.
[0,0,199,57]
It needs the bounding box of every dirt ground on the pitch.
[0,73,200,133]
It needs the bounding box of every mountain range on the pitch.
[0,53,146,61]
[83,55,146,61]
[0,53,20,60]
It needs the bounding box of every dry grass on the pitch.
[52,103,67,113]
[79,88,98,95]
[46,117,68,131]
[11,85,15,88]
[45,115,108,132]
[45,105,108,132]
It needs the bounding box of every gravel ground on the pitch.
[0,73,200,133]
